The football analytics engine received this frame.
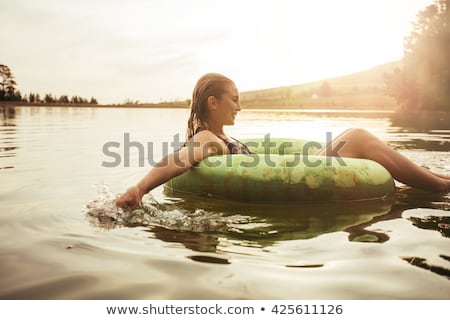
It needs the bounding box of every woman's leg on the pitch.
[430,172,450,180]
[316,128,450,192]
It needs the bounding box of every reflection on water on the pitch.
[0,106,18,170]
[401,256,450,279]
[408,215,450,237]
[386,129,450,151]
[1,106,449,299]
[1,105,16,121]
[83,183,450,284]
[390,110,450,131]
[86,184,449,247]
[83,184,450,284]
[388,110,450,152]
[85,184,394,246]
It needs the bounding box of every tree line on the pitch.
[0,64,98,104]
[384,0,450,111]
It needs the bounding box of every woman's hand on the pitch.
[114,185,143,211]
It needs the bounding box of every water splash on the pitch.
[82,184,126,227]
[83,184,267,233]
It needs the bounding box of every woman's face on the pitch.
[213,83,241,126]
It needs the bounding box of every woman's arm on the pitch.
[115,130,225,210]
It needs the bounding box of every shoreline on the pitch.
[0,101,189,109]
[1,101,395,110]
[1,101,448,119]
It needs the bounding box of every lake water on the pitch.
[0,105,449,299]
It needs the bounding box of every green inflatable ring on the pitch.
[164,138,395,201]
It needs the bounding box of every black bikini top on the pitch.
[216,135,253,155]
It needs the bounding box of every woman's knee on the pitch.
[332,128,375,157]
[342,128,378,146]
[344,128,371,138]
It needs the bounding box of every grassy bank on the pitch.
[240,61,400,109]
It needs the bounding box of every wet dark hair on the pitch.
[186,73,234,141]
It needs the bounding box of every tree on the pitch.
[0,64,19,101]
[44,93,55,103]
[71,95,79,104]
[384,0,450,110]
[318,81,332,98]
[58,95,70,104]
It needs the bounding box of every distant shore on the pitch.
[1,100,395,110]
[0,101,190,109]
[1,100,448,115]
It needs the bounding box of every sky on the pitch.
[1,0,436,104]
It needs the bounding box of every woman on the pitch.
[115,73,449,210]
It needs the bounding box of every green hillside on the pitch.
[240,61,401,109]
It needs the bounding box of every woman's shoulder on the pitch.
[192,129,218,140]
[187,129,219,144]
[189,130,228,154]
